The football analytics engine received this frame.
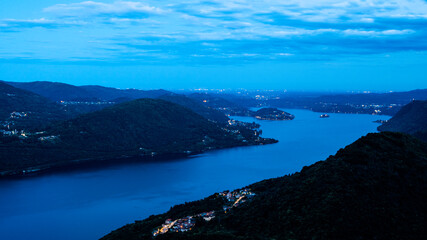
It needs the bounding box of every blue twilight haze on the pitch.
[0,0,426,90]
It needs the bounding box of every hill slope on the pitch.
[6,81,171,101]
[102,132,427,240]
[0,99,275,176]
[378,100,427,141]
[0,82,69,129]
[48,99,240,152]
[5,81,92,101]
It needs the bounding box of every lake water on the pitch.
[0,109,389,240]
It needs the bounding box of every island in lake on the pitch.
[320,114,330,118]
[253,108,295,120]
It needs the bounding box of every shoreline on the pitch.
[0,138,278,179]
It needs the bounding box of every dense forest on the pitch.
[102,132,427,240]
[0,98,276,177]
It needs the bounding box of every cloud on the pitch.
[1,0,427,64]
[44,1,165,18]
[0,18,83,31]
[342,29,414,36]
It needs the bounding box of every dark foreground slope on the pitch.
[378,100,427,141]
[102,132,427,240]
[0,99,275,176]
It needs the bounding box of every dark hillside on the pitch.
[102,132,427,240]
[378,100,427,141]
[0,82,69,129]
[1,98,275,176]
[48,98,236,153]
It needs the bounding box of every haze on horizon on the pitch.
[0,0,426,91]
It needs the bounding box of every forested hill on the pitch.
[102,132,427,240]
[6,81,170,101]
[47,98,239,153]
[0,82,69,129]
[0,98,276,176]
[4,81,229,121]
[378,100,427,141]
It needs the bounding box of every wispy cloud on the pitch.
[44,1,165,18]
[1,0,427,64]
[0,18,84,32]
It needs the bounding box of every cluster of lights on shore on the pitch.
[153,188,255,236]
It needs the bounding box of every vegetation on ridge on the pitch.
[102,132,427,240]
[378,100,427,141]
[0,98,276,176]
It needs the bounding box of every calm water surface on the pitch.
[0,109,389,240]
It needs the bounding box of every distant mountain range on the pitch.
[102,132,427,240]
[379,100,427,142]
[5,81,171,101]
[0,98,276,177]
[7,80,426,117]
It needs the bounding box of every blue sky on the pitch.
[0,0,426,91]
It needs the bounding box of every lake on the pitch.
[0,109,389,240]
